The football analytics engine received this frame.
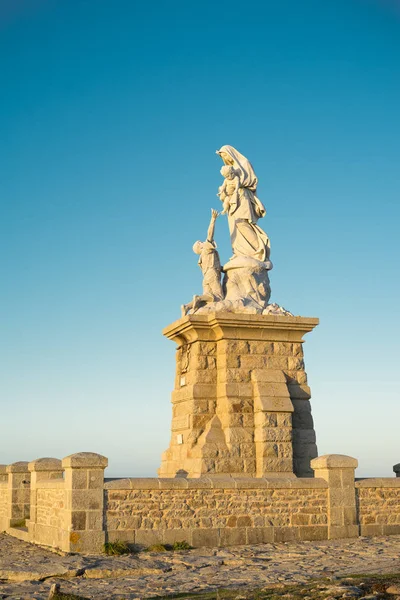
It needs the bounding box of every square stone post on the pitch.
[27,458,63,542]
[393,463,400,477]
[311,454,358,539]
[6,461,31,527]
[61,452,108,553]
[0,465,8,531]
[0,465,7,483]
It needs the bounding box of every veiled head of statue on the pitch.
[216,145,258,191]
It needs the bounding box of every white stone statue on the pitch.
[181,209,224,316]
[216,145,270,262]
[180,146,292,317]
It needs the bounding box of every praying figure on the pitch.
[181,209,224,316]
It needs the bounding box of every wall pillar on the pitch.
[61,452,108,553]
[311,454,358,539]
[27,458,63,542]
[0,465,8,531]
[393,463,400,477]
[0,465,7,483]
[6,462,31,527]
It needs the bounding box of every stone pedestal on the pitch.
[159,313,318,478]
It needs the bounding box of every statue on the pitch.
[216,145,270,263]
[181,209,223,316]
[181,146,289,317]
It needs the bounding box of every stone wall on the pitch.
[36,486,65,529]
[31,481,66,550]
[104,477,328,546]
[1,452,400,554]
[356,479,400,536]
[0,481,8,531]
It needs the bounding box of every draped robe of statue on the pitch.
[217,145,270,262]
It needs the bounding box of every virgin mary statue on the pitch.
[216,145,270,263]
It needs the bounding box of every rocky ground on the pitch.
[0,533,400,599]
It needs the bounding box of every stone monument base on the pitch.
[158,313,319,479]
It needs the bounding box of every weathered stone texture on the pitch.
[0,483,8,530]
[6,462,31,526]
[36,488,65,528]
[105,485,328,546]
[160,314,319,478]
[356,481,400,536]
[311,455,359,540]
[61,453,108,553]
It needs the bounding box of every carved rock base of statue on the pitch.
[223,256,272,312]
[158,313,319,479]
[194,257,274,315]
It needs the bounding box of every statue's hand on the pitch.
[211,208,219,220]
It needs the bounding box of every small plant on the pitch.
[172,540,192,551]
[103,540,131,556]
[146,543,168,552]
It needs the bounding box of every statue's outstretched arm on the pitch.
[206,209,219,242]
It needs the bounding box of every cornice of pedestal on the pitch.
[163,312,319,346]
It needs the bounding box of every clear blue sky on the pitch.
[1,0,399,477]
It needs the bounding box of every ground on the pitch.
[1,534,400,599]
